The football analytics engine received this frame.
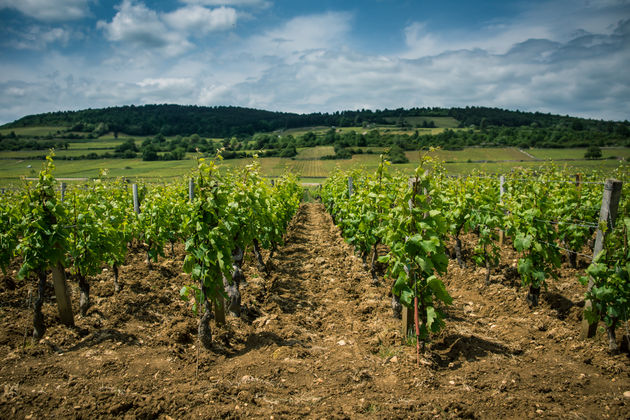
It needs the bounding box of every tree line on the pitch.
[4,104,629,138]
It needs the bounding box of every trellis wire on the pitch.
[470,207,599,230]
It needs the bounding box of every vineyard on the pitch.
[322,157,629,353]
[0,154,629,418]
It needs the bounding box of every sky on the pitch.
[0,0,629,125]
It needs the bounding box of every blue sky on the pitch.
[0,0,629,124]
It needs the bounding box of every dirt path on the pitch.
[1,203,629,419]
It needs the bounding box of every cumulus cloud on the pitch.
[180,0,271,8]
[163,5,237,34]
[97,0,238,55]
[0,0,90,21]
[212,18,630,119]
[98,0,190,53]
[1,3,629,124]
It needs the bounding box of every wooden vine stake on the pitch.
[403,175,429,366]
[188,179,194,202]
[51,262,75,327]
[580,178,623,339]
[498,175,506,245]
[214,296,226,326]
[401,178,416,342]
[132,184,140,214]
[60,182,67,202]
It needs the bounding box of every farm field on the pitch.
[528,147,630,160]
[0,158,197,180]
[0,147,627,185]
[0,149,112,159]
[0,203,628,418]
[384,115,461,128]
[295,146,335,159]
[405,147,533,163]
[0,126,66,136]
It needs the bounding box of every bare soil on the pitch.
[1,203,629,419]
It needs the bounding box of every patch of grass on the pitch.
[384,116,460,128]
[0,126,67,136]
[405,147,533,163]
[528,147,630,160]
[377,344,400,359]
[0,147,625,186]
[364,403,380,413]
[0,150,113,159]
[295,146,334,159]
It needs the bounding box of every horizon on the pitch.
[1,0,629,125]
[3,103,628,127]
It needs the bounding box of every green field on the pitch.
[406,147,532,163]
[0,147,627,185]
[527,147,630,160]
[295,146,335,159]
[384,116,460,128]
[0,126,67,136]
[0,150,113,158]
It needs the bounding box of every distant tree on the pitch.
[571,120,584,131]
[115,139,138,154]
[616,123,630,138]
[142,146,158,161]
[300,131,317,147]
[479,117,487,131]
[387,145,409,163]
[279,144,297,157]
[584,145,602,159]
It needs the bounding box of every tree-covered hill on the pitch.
[3,104,628,138]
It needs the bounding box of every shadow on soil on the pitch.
[432,333,519,368]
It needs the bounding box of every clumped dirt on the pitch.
[1,203,628,419]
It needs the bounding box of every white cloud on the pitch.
[97,0,239,56]
[210,17,630,119]
[5,26,73,50]
[0,0,90,21]
[163,5,237,34]
[180,0,271,8]
[137,77,195,90]
[97,0,192,55]
[1,3,629,124]
[245,11,352,60]
[403,22,441,57]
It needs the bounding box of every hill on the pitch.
[3,104,629,138]
[1,105,628,164]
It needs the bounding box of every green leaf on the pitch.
[517,258,533,275]
[426,306,436,331]
[180,285,191,301]
[514,235,532,251]
[428,276,452,304]
[400,288,414,307]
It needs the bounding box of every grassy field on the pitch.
[383,116,460,128]
[0,150,113,158]
[0,147,626,185]
[0,126,67,136]
[295,146,335,159]
[527,147,630,160]
[406,147,533,163]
